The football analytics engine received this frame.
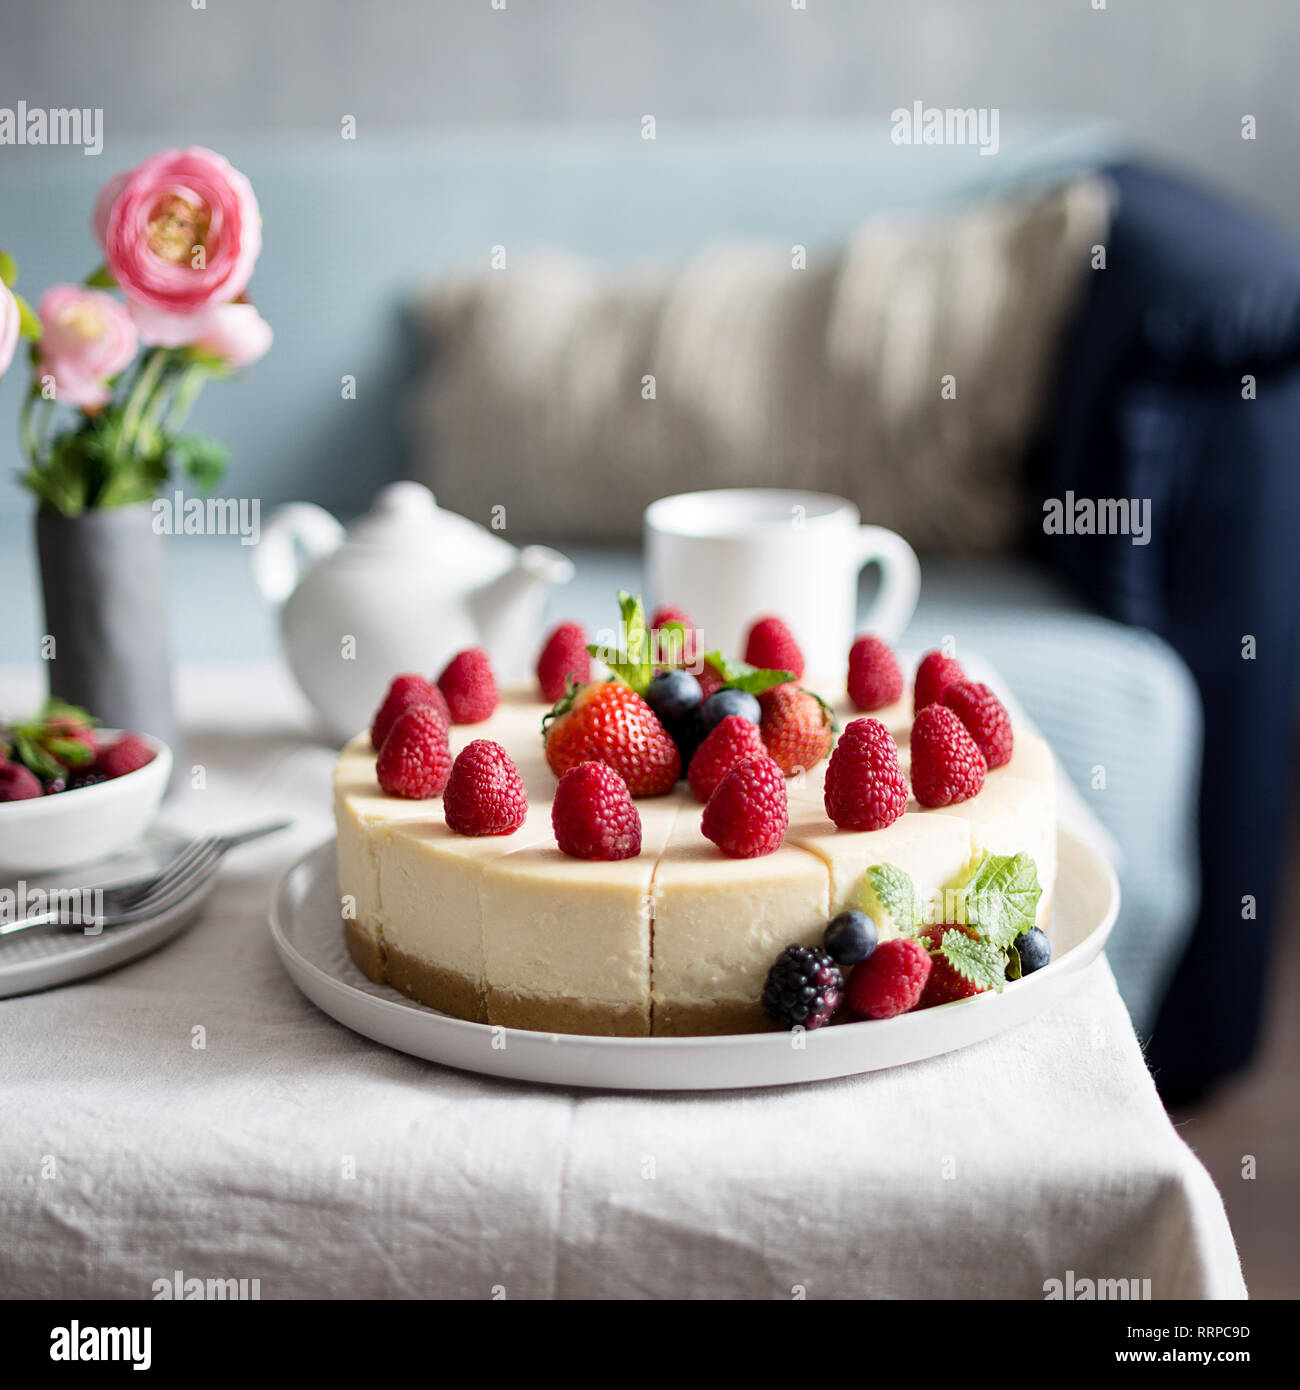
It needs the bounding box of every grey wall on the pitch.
[3,0,1297,236]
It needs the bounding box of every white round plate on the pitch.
[0,833,215,999]
[269,828,1119,1091]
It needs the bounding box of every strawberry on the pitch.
[913,649,965,714]
[536,621,591,703]
[96,734,156,780]
[371,673,448,749]
[919,924,989,1007]
[758,684,833,776]
[910,704,986,808]
[687,714,767,803]
[743,616,805,681]
[437,648,499,724]
[443,740,528,836]
[551,761,642,860]
[845,937,932,1019]
[823,717,908,832]
[701,755,789,858]
[942,680,1014,770]
[543,680,681,797]
[376,705,452,799]
[847,635,904,712]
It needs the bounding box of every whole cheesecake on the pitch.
[333,677,1056,1037]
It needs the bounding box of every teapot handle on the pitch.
[251,503,346,604]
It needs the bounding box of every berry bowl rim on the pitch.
[0,732,173,876]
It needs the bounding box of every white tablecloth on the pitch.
[0,664,1244,1299]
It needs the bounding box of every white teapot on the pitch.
[252,482,574,741]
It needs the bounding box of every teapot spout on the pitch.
[469,545,575,679]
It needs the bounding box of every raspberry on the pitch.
[910,704,986,808]
[0,760,43,801]
[846,937,932,1019]
[443,740,528,836]
[437,648,499,724]
[551,761,642,860]
[942,680,1014,770]
[96,734,156,779]
[762,945,844,1030]
[823,717,908,832]
[649,605,700,666]
[696,658,727,699]
[701,755,789,858]
[919,924,988,1007]
[913,649,965,713]
[687,713,767,803]
[376,705,452,799]
[758,684,832,776]
[370,673,448,749]
[536,621,591,703]
[847,635,904,712]
[743,615,805,681]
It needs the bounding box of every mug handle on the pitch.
[855,526,921,642]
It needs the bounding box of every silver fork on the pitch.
[0,820,292,937]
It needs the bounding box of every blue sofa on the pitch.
[1,123,1293,1100]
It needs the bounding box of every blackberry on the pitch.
[762,944,844,1031]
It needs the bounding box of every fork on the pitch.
[0,820,292,937]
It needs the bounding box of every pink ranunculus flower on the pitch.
[35,285,139,410]
[126,298,217,348]
[127,298,272,367]
[96,146,262,316]
[191,302,273,367]
[0,282,19,378]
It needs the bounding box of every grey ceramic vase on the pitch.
[35,503,178,758]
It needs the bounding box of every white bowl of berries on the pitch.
[0,702,172,877]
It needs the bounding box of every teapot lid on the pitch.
[346,481,447,548]
[345,482,517,576]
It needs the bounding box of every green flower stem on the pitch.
[18,387,42,465]
[118,347,170,458]
[162,361,208,434]
[137,361,182,449]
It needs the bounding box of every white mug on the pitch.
[644,489,920,678]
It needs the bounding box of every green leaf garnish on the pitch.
[83,263,118,289]
[586,590,654,695]
[860,863,923,937]
[950,851,1042,950]
[934,929,1007,994]
[700,650,793,695]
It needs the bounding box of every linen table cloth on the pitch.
[0,665,1244,1299]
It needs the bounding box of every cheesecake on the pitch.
[334,681,1056,1036]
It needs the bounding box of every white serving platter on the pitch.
[268,828,1119,1091]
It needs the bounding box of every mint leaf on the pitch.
[13,731,62,781]
[860,863,922,936]
[936,930,1007,994]
[952,851,1042,950]
[700,650,793,695]
[587,590,654,695]
[1005,944,1023,981]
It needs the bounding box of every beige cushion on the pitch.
[411,177,1111,550]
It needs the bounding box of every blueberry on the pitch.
[1013,927,1051,976]
[695,687,761,739]
[646,670,703,726]
[824,909,878,966]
